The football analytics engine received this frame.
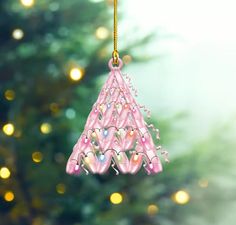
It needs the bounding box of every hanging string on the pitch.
[112,0,119,65]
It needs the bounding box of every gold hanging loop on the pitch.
[112,0,119,65]
[112,50,119,65]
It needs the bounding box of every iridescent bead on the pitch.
[116,103,121,109]
[84,156,90,164]
[117,153,121,161]
[124,103,129,109]
[91,131,97,138]
[99,154,106,162]
[75,164,79,171]
[99,104,104,111]
[94,145,100,150]
[149,162,153,169]
[133,153,139,161]
[84,137,89,144]
[129,130,134,136]
[103,129,108,137]
[141,137,146,143]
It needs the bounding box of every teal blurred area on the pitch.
[0,0,235,225]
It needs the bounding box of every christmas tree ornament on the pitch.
[66,0,168,175]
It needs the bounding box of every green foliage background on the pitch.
[0,1,235,225]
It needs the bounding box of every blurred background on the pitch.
[0,0,235,225]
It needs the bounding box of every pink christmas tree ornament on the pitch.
[66,58,169,176]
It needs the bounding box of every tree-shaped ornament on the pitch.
[66,0,169,176]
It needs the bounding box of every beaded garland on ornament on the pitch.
[66,58,169,175]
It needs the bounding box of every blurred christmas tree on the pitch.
[1,1,235,225]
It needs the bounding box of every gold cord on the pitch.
[112,0,119,65]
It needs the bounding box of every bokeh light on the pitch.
[32,197,43,209]
[198,179,209,188]
[4,89,15,101]
[122,55,132,64]
[2,123,15,136]
[49,103,60,114]
[20,0,35,8]
[54,152,65,164]
[69,67,84,81]
[98,48,108,59]
[40,123,52,134]
[4,191,15,202]
[12,29,24,40]
[172,190,190,205]
[95,26,109,40]
[147,204,159,215]
[56,183,66,194]
[65,108,76,119]
[32,217,44,225]
[0,167,11,179]
[32,151,43,163]
[110,192,123,204]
